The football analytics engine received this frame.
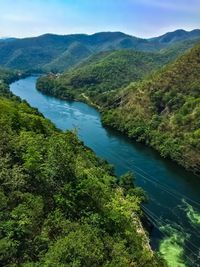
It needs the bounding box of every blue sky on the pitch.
[0,0,199,38]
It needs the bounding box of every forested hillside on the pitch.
[36,49,170,102]
[36,36,200,106]
[0,68,25,98]
[0,73,166,266]
[0,29,199,72]
[102,43,200,174]
[0,68,22,83]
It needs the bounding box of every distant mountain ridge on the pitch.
[0,37,16,42]
[0,29,199,72]
[149,29,200,43]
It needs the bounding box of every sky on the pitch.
[0,0,199,38]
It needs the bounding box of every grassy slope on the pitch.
[0,72,166,266]
[102,43,200,174]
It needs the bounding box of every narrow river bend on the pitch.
[10,76,200,267]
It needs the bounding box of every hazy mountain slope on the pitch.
[151,29,200,45]
[158,37,200,61]
[43,42,92,72]
[0,29,199,72]
[102,43,200,174]
[0,32,139,71]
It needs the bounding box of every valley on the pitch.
[36,36,200,175]
[0,28,200,267]
[10,75,200,267]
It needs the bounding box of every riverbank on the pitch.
[35,73,200,177]
[9,76,200,266]
[0,72,169,266]
[81,93,101,109]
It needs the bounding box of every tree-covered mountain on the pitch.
[43,42,92,73]
[0,71,166,266]
[102,43,200,174]
[36,49,170,102]
[150,29,200,45]
[36,37,199,105]
[0,29,199,72]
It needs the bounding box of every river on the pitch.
[10,76,200,267]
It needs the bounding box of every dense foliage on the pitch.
[36,49,169,102]
[0,68,23,83]
[0,68,26,98]
[0,29,199,72]
[0,74,166,266]
[102,43,200,174]
[36,35,200,106]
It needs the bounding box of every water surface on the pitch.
[10,76,200,266]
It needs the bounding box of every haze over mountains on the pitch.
[0,29,200,72]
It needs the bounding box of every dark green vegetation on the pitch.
[36,37,200,105]
[36,49,171,102]
[0,68,25,98]
[0,74,166,266]
[102,43,200,174]
[0,68,22,83]
[35,34,200,174]
[0,29,200,72]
